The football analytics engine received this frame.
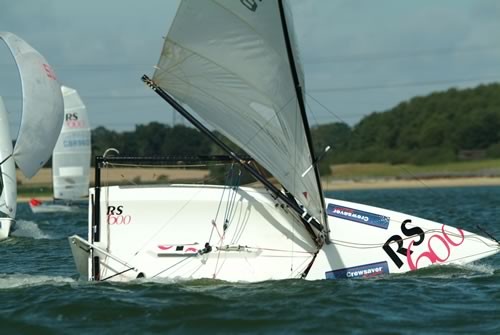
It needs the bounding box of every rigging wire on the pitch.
[150,63,327,243]
[307,89,500,214]
[151,257,193,279]
[97,160,236,258]
[223,168,241,231]
[306,92,348,124]
[304,45,500,65]
[153,56,330,198]
[208,164,235,244]
[212,164,242,278]
[306,92,450,198]
[308,75,500,93]
[1,43,497,70]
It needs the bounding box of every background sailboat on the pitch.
[0,31,64,239]
[0,97,16,240]
[30,86,91,214]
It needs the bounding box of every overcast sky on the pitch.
[1,0,499,135]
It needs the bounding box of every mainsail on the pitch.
[0,97,17,218]
[52,86,91,200]
[0,32,64,178]
[152,0,326,226]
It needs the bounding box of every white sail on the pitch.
[0,97,17,218]
[52,86,91,200]
[153,0,325,226]
[0,32,64,178]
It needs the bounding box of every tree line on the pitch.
[313,83,500,168]
[90,83,500,172]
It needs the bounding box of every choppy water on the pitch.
[1,186,499,334]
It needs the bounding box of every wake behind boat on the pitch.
[29,86,91,214]
[68,0,499,281]
[29,199,84,214]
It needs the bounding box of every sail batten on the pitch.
[153,0,325,227]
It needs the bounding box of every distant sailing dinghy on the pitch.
[0,32,64,240]
[29,86,91,214]
[0,97,16,241]
[69,0,499,281]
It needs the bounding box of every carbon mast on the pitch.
[277,0,330,241]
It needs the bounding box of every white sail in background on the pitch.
[52,86,91,200]
[0,97,17,218]
[0,32,64,178]
[153,0,325,226]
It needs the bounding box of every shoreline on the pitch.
[16,177,500,202]
[322,176,500,191]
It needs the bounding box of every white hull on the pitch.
[307,199,499,279]
[0,218,15,241]
[69,185,499,282]
[70,184,317,282]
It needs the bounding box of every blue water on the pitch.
[1,186,499,334]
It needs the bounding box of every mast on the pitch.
[277,0,329,235]
[142,75,324,245]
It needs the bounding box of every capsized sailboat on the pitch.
[68,0,498,281]
[0,32,64,240]
[30,86,91,214]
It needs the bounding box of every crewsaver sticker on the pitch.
[327,204,390,229]
[326,261,389,279]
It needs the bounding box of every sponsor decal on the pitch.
[65,113,86,128]
[107,205,123,215]
[107,214,131,225]
[158,245,173,251]
[63,138,90,148]
[327,204,390,229]
[157,245,198,253]
[43,63,57,80]
[241,0,261,12]
[383,220,465,270]
[66,113,78,121]
[106,205,132,225]
[66,120,85,128]
[326,261,389,279]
